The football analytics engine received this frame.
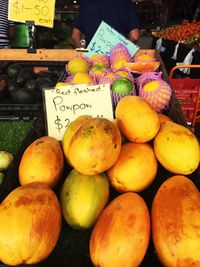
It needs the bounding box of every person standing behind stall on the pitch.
[0,0,15,48]
[72,0,140,48]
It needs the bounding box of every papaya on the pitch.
[90,192,150,267]
[158,113,172,124]
[67,117,121,175]
[18,136,64,188]
[60,169,109,230]
[107,142,158,193]
[0,182,62,265]
[124,61,160,73]
[115,96,160,143]
[152,175,200,267]
[62,115,93,166]
[154,121,200,175]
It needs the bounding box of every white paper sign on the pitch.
[43,84,114,141]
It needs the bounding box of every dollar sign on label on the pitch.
[90,42,96,51]
[13,1,21,15]
[54,116,63,133]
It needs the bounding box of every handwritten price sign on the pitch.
[85,21,139,58]
[8,0,56,28]
[43,84,114,141]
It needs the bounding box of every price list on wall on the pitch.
[8,0,56,28]
[43,84,114,141]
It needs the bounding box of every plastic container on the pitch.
[169,65,200,124]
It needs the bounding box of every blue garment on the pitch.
[74,0,140,45]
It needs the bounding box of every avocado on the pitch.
[37,70,59,83]
[35,76,55,91]
[7,79,21,98]
[24,79,37,91]
[16,68,35,85]
[10,87,40,104]
[7,78,41,103]
[7,63,22,79]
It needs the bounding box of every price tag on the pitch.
[43,84,114,141]
[85,21,139,58]
[8,0,56,28]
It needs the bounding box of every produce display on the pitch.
[0,102,199,266]
[0,62,64,104]
[58,44,166,109]
[152,20,200,48]
[0,45,200,267]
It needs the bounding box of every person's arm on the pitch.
[128,28,140,44]
[126,0,140,43]
[71,27,83,48]
[7,20,15,45]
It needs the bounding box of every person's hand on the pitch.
[128,28,140,43]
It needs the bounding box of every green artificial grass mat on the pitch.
[0,120,33,156]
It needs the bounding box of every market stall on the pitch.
[151,20,200,128]
[151,20,200,77]
[0,1,200,265]
[0,43,200,267]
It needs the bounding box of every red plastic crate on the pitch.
[170,77,200,123]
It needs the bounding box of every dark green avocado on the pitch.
[37,70,59,83]
[0,80,8,101]
[35,76,55,91]
[24,79,37,91]
[7,63,22,79]
[7,79,21,97]
[16,68,35,85]
[10,87,40,104]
